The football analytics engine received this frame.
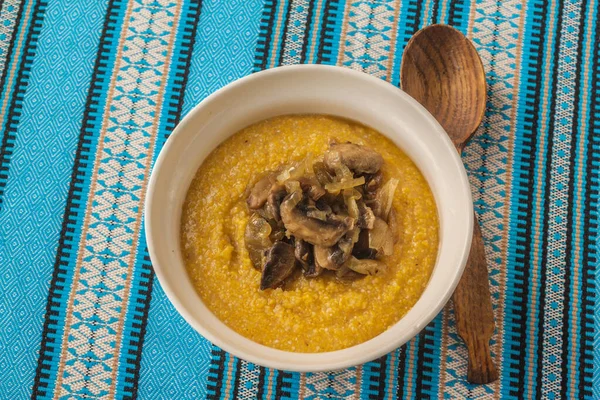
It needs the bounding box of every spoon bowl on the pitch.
[401,24,498,384]
[401,24,487,150]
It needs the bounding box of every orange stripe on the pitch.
[404,341,417,398]
[422,0,432,26]
[223,356,235,400]
[267,369,274,399]
[299,373,306,399]
[355,365,363,398]
[386,350,397,399]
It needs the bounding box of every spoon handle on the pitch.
[452,215,498,384]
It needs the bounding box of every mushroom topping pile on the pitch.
[245,141,400,290]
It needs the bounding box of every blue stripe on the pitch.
[0,0,26,108]
[421,314,443,398]
[0,0,44,207]
[389,0,419,87]
[318,0,344,65]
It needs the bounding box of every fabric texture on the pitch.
[0,0,597,398]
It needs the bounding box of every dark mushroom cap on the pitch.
[260,241,296,290]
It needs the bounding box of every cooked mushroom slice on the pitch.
[294,240,323,277]
[265,186,287,222]
[352,229,378,259]
[304,264,323,278]
[330,235,354,265]
[315,198,333,214]
[245,214,273,269]
[269,227,286,242]
[294,239,313,270]
[347,256,387,276]
[324,143,384,174]
[247,174,277,209]
[357,200,375,229]
[280,192,354,247]
[363,172,383,198]
[260,241,296,290]
[314,245,340,270]
[298,176,326,201]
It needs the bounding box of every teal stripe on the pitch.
[0,0,28,112]
[0,0,110,397]
[422,314,444,398]
[389,0,419,87]
[319,0,345,65]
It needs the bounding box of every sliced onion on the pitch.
[276,154,314,184]
[313,161,334,186]
[343,189,359,218]
[245,214,273,269]
[382,234,394,256]
[368,217,388,250]
[325,176,365,194]
[284,180,301,194]
[285,190,302,209]
[375,178,399,220]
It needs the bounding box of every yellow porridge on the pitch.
[181,115,438,352]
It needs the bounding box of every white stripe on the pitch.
[55,0,183,397]
[281,0,311,64]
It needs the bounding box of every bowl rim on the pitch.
[145,64,473,371]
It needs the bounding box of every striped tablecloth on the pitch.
[0,0,597,398]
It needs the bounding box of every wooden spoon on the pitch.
[400,24,498,384]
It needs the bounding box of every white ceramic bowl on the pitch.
[145,64,473,372]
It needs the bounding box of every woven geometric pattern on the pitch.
[0,0,598,398]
